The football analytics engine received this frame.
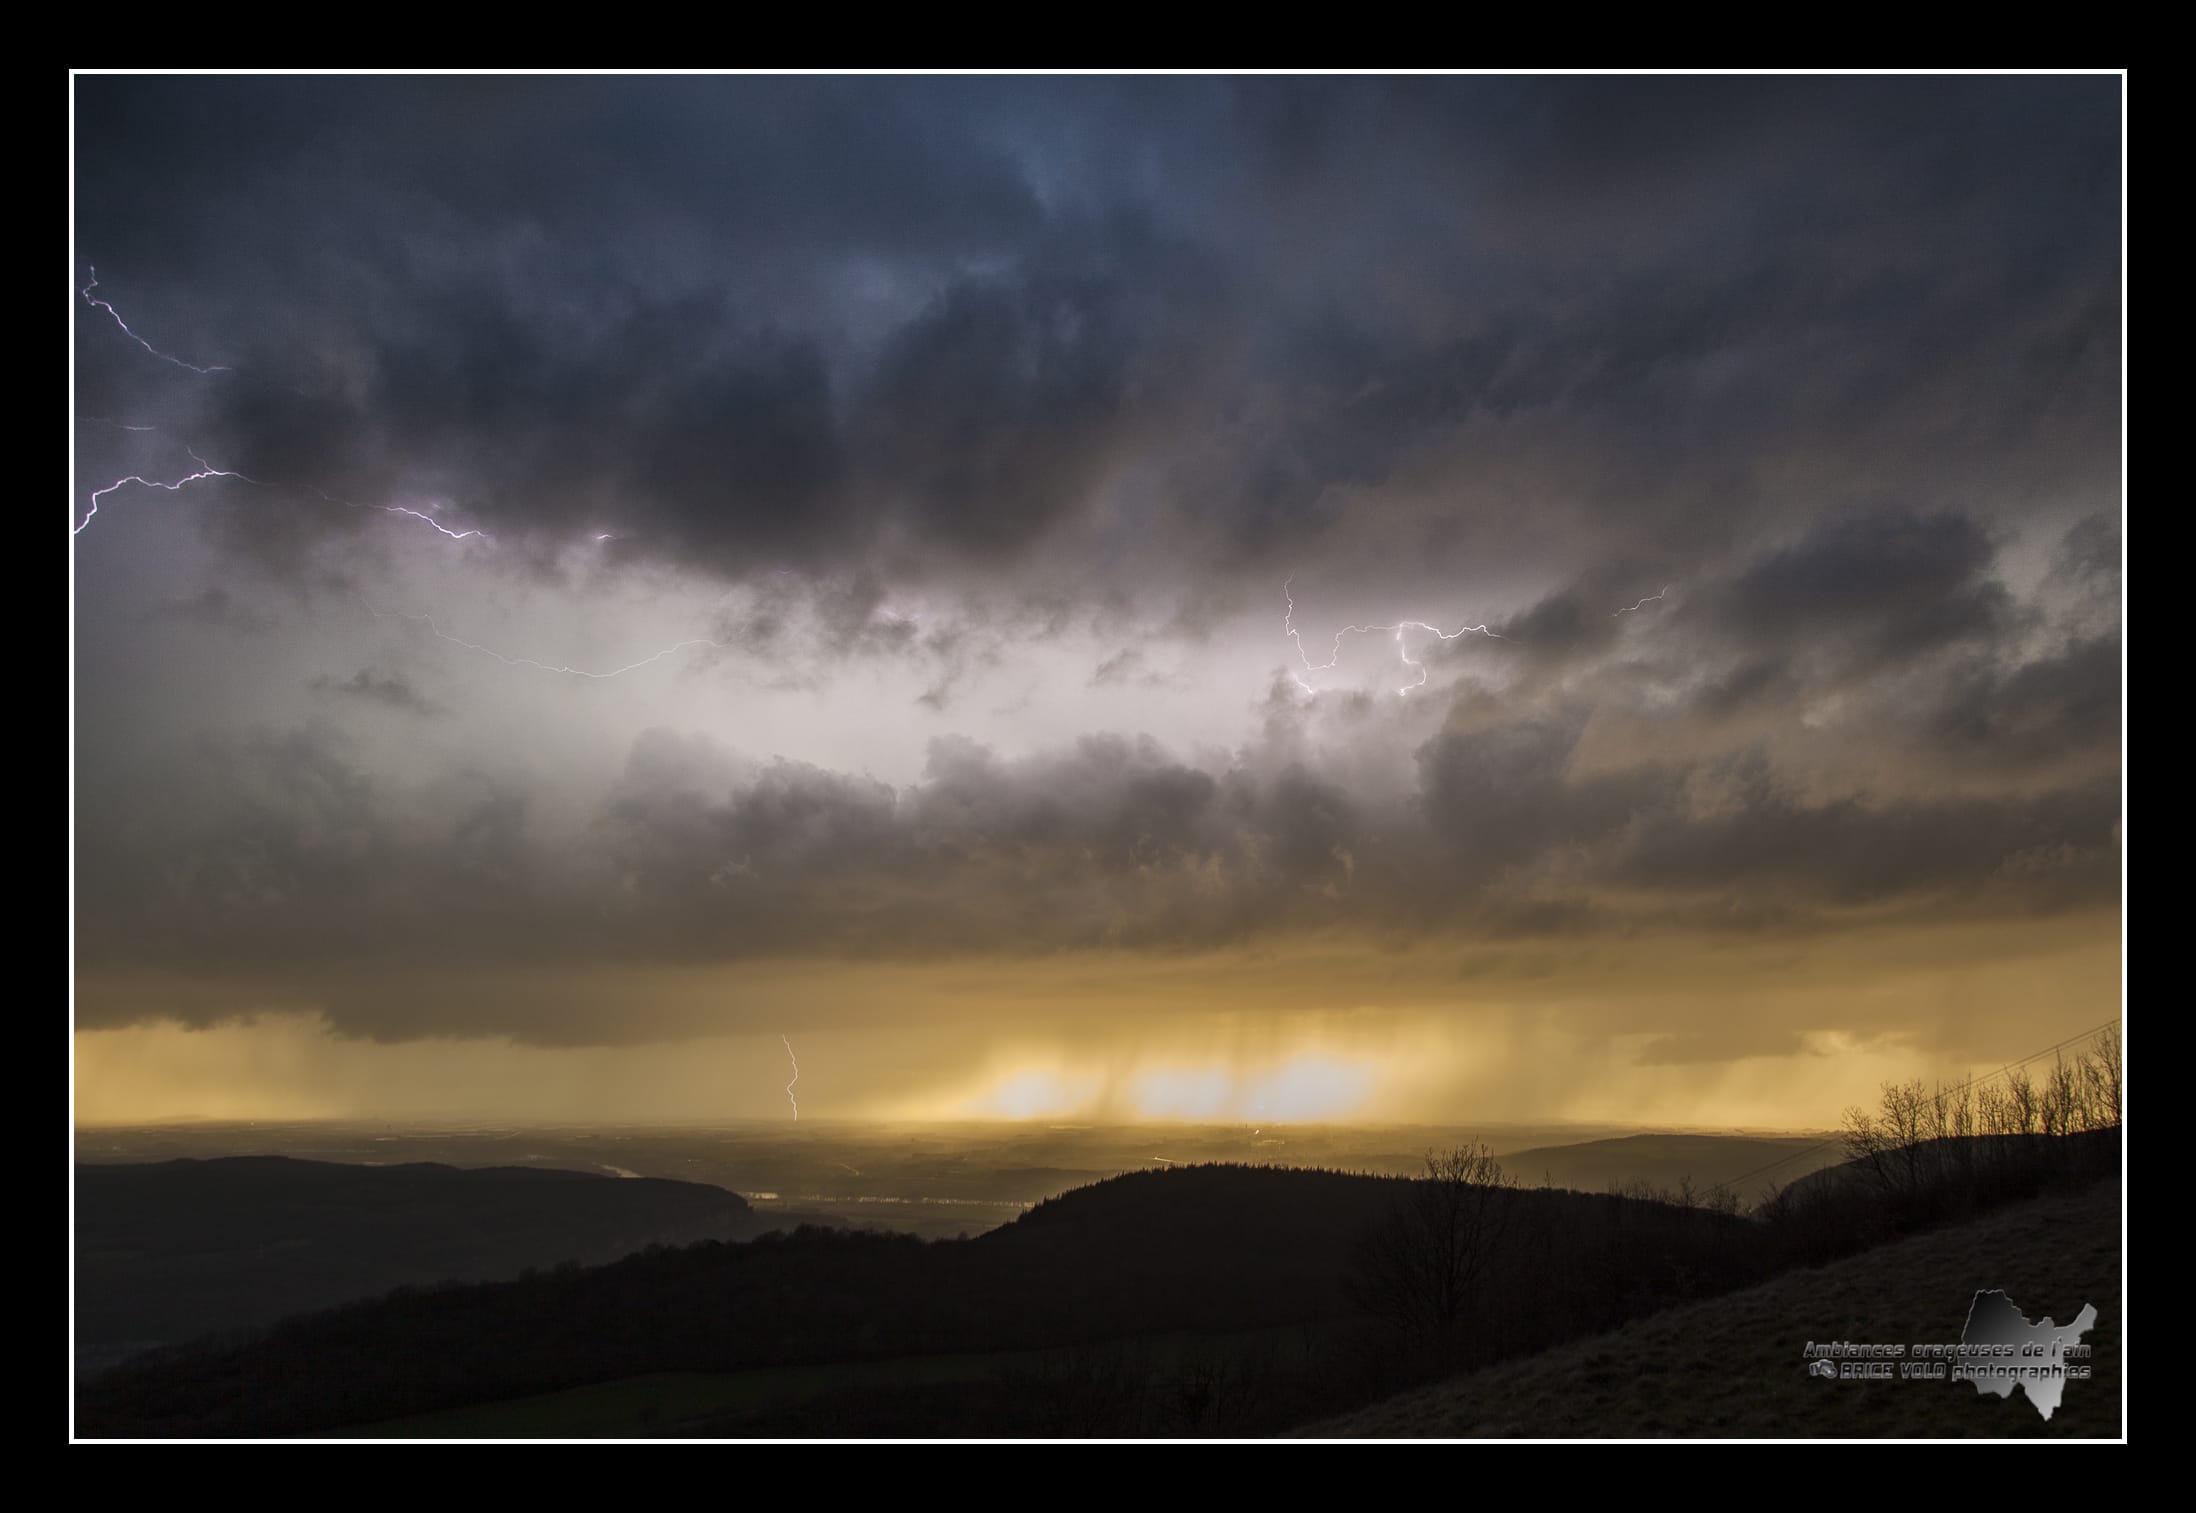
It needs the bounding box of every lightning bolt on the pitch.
[73,264,643,563]
[311,488,488,542]
[69,265,857,702]
[1614,587,1670,616]
[73,446,490,545]
[78,259,485,545]
[76,451,252,536]
[80,267,231,374]
[384,508,486,541]
[1283,577,1508,696]
[72,265,733,708]
[373,611,731,679]
[781,1036,800,1121]
[180,469,489,543]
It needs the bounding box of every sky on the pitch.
[71,74,2122,1128]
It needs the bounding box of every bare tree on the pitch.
[2006,1065,2040,1136]
[2043,1055,2081,1138]
[1346,1144,1520,1366]
[1844,1080,1933,1199]
[1842,1103,1892,1192]
[2086,1026,2122,1127]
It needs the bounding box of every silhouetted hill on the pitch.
[1308,1178,2120,1438]
[1774,1127,2121,1209]
[76,1161,1759,1437]
[76,1157,751,1375]
[1498,1132,1845,1201]
[987,1164,1409,1317]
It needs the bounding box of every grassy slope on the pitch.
[1308,1179,2121,1439]
[344,1356,1027,1438]
[346,1322,1342,1437]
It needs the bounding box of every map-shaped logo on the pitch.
[1958,1290,2098,1422]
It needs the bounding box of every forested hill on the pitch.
[78,1162,1758,1437]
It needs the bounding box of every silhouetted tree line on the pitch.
[1755,1029,2122,1261]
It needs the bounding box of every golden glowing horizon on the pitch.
[74,914,2119,1132]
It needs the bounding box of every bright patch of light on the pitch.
[1130,1067,1234,1120]
[986,1069,1101,1120]
[1131,1054,1376,1122]
[1241,1055,1377,1121]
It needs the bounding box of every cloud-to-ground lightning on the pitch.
[373,611,733,679]
[781,1036,800,1121]
[76,451,252,536]
[1614,587,1670,616]
[80,267,231,374]
[1283,577,1508,696]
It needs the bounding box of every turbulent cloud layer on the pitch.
[75,503,2119,1039]
[77,77,2117,588]
[73,76,2121,1093]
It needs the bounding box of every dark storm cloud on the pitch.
[75,75,2118,596]
[72,77,2122,1047]
[1688,657,1794,724]
[1486,588,1625,670]
[1924,632,2121,774]
[312,668,445,718]
[1708,511,2014,660]
[77,723,547,979]
[1413,712,1669,869]
[75,655,2122,1041]
[1605,751,2118,909]
[1408,505,2031,713]
[859,248,1202,561]
[2048,512,2122,613]
[150,587,271,635]
[1090,648,1181,688]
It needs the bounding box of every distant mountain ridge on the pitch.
[1491,1132,1844,1198]
[76,1156,753,1375]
